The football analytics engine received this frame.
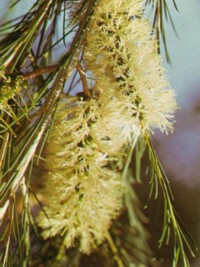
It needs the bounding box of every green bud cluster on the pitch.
[0,75,28,105]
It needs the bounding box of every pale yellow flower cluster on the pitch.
[84,0,177,134]
[37,0,178,254]
[37,98,123,253]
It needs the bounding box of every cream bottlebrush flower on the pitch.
[84,0,178,134]
[37,98,123,253]
[91,87,141,155]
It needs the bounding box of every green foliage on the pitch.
[145,134,197,266]
[145,0,178,63]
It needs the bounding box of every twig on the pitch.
[77,61,91,97]
[23,65,58,79]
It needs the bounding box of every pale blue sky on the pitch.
[162,0,200,109]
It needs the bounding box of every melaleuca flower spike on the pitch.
[37,98,124,253]
[83,0,178,134]
[38,0,178,256]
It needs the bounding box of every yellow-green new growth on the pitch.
[0,74,28,110]
[37,98,123,253]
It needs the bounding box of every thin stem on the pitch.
[77,61,91,97]
[23,65,58,79]
[106,231,125,267]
